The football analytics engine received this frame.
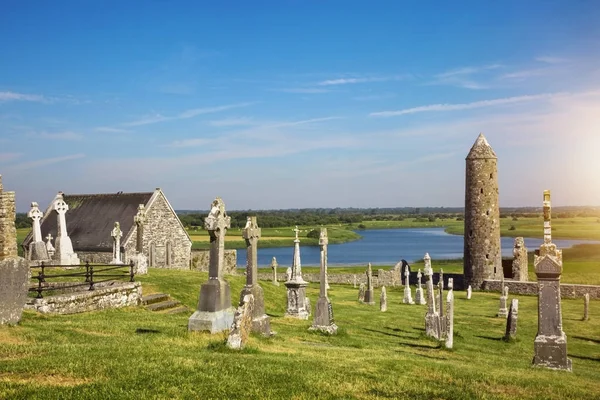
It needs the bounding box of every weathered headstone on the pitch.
[189,197,235,333]
[284,226,309,319]
[583,293,589,321]
[424,253,441,339]
[132,204,148,274]
[227,294,255,350]
[504,298,519,341]
[512,237,529,281]
[439,268,444,291]
[53,193,80,265]
[110,221,124,265]
[438,280,444,329]
[45,233,55,258]
[358,283,365,303]
[309,228,337,334]
[403,267,414,304]
[27,202,50,262]
[415,269,426,305]
[270,257,279,286]
[498,286,509,318]
[532,190,572,371]
[363,262,375,305]
[239,216,271,335]
[466,285,472,300]
[445,278,454,349]
[380,286,387,312]
[285,266,292,282]
[353,274,357,288]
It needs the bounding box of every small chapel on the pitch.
[21,188,192,268]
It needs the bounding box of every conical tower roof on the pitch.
[466,133,497,159]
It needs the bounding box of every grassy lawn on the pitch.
[1,268,599,399]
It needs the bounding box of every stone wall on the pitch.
[482,279,600,300]
[124,192,191,269]
[0,176,18,261]
[25,281,141,314]
[76,250,114,264]
[191,249,237,274]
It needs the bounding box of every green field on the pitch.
[1,269,599,399]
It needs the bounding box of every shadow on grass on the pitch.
[475,335,503,342]
[135,328,160,334]
[572,335,600,344]
[569,354,600,362]
[363,328,419,340]
[396,340,441,350]
[395,348,448,360]
[383,326,415,334]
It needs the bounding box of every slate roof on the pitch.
[22,192,154,252]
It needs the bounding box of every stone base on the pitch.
[403,288,415,304]
[363,289,375,305]
[425,312,441,340]
[285,281,310,319]
[533,334,572,371]
[188,308,235,334]
[415,288,426,305]
[110,259,125,265]
[309,323,338,335]
[272,280,280,286]
[0,257,29,325]
[57,254,80,267]
[29,241,50,262]
[197,279,232,313]
[313,296,335,327]
[132,253,148,275]
[498,309,508,318]
[251,314,273,336]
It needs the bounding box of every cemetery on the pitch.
[1,135,599,399]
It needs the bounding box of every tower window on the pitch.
[486,254,489,259]
[480,188,483,194]
[490,173,493,179]
[486,210,490,216]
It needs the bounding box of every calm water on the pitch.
[248,228,599,268]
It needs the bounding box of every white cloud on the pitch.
[0,91,45,103]
[37,131,83,140]
[95,127,134,133]
[536,56,569,64]
[428,64,502,90]
[7,154,85,170]
[500,68,553,80]
[317,75,408,86]
[208,117,257,127]
[272,88,332,93]
[123,102,257,126]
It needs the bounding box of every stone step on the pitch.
[141,293,170,305]
[164,306,189,315]
[145,300,180,312]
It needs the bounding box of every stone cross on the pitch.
[289,226,305,283]
[438,281,444,327]
[439,268,444,291]
[415,269,426,305]
[512,237,529,281]
[504,298,519,341]
[242,216,261,288]
[532,190,572,371]
[309,227,337,334]
[319,228,329,298]
[111,221,123,264]
[133,204,147,254]
[45,233,55,257]
[380,286,387,312]
[363,262,375,305]
[445,278,454,349]
[205,197,231,280]
[358,283,365,303]
[583,293,589,321]
[467,285,472,300]
[54,194,69,238]
[284,225,309,319]
[498,285,509,318]
[27,202,43,243]
[403,267,414,304]
[424,253,441,339]
[52,193,79,266]
[270,257,279,286]
[285,266,292,281]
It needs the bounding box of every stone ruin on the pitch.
[27,202,50,263]
[532,190,572,371]
[227,294,255,350]
[309,228,337,334]
[363,262,375,305]
[512,237,529,281]
[52,193,80,266]
[284,226,310,319]
[188,197,235,334]
[0,175,29,325]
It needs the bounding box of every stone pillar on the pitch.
[583,293,589,321]
[445,278,454,349]
[380,286,387,312]
[27,202,49,262]
[424,253,441,339]
[189,197,235,333]
[438,279,444,327]
[110,222,124,265]
[270,257,279,286]
[512,237,529,281]
[52,193,80,266]
[532,190,572,371]
[310,227,337,334]
[239,216,271,335]
[467,285,472,300]
[0,176,18,260]
[403,267,414,304]
[284,226,309,319]
[132,205,148,274]
[363,262,375,305]
[464,133,502,289]
[415,269,426,305]
[504,299,519,341]
[498,286,509,318]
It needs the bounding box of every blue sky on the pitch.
[1,1,600,212]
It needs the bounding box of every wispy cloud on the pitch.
[429,64,502,90]
[271,88,332,94]
[370,93,560,117]
[123,102,257,126]
[8,154,85,170]
[0,153,22,163]
[500,68,553,80]
[208,117,257,127]
[0,91,45,103]
[95,127,134,133]
[317,75,408,86]
[536,56,569,64]
[352,93,396,101]
[169,138,211,148]
[37,131,83,140]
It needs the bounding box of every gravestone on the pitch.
[239,216,271,335]
[53,193,80,265]
[285,267,292,282]
[439,268,444,291]
[424,253,441,339]
[45,233,55,258]
[358,283,365,303]
[403,267,414,304]
[309,228,337,334]
[438,280,444,328]
[132,204,148,274]
[380,286,387,312]
[227,294,255,350]
[189,197,235,333]
[583,293,589,321]
[445,278,454,349]
[415,269,426,305]
[353,274,357,288]
[467,285,472,300]
[498,286,509,318]
[27,202,50,262]
[284,226,309,319]
[110,221,124,265]
[363,263,375,305]
[512,237,529,281]
[532,190,572,371]
[270,257,279,286]
[504,299,519,341]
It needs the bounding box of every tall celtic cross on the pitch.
[204,197,231,280]
[28,202,44,242]
[53,194,69,238]
[242,216,261,286]
[111,221,123,263]
[134,204,147,253]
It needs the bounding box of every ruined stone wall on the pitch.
[0,176,18,260]
[124,193,191,269]
[76,251,113,264]
[190,249,237,274]
[482,279,600,300]
[464,153,502,288]
[25,281,141,314]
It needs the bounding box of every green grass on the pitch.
[2,269,600,399]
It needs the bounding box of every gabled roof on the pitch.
[22,191,154,252]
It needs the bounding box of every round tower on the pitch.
[464,133,502,289]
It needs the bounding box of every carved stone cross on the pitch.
[111,221,123,264]
[133,204,147,253]
[204,197,231,280]
[28,202,44,242]
[53,194,69,238]
[242,216,261,287]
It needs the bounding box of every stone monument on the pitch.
[498,286,509,318]
[358,283,365,303]
[438,280,444,327]
[284,226,310,319]
[110,221,124,265]
[380,286,387,312]
[424,253,441,339]
[132,204,148,274]
[532,190,572,371]
[403,267,414,304]
[445,278,454,349]
[189,197,235,333]
[464,133,502,289]
[363,263,375,305]
[52,193,80,265]
[583,293,589,321]
[239,216,271,335]
[285,266,292,282]
[270,257,279,286]
[466,285,472,300]
[512,237,529,281]
[415,269,426,305]
[504,299,519,341]
[309,228,337,334]
[27,202,50,262]
[45,234,55,258]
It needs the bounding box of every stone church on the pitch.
[21,188,192,268]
